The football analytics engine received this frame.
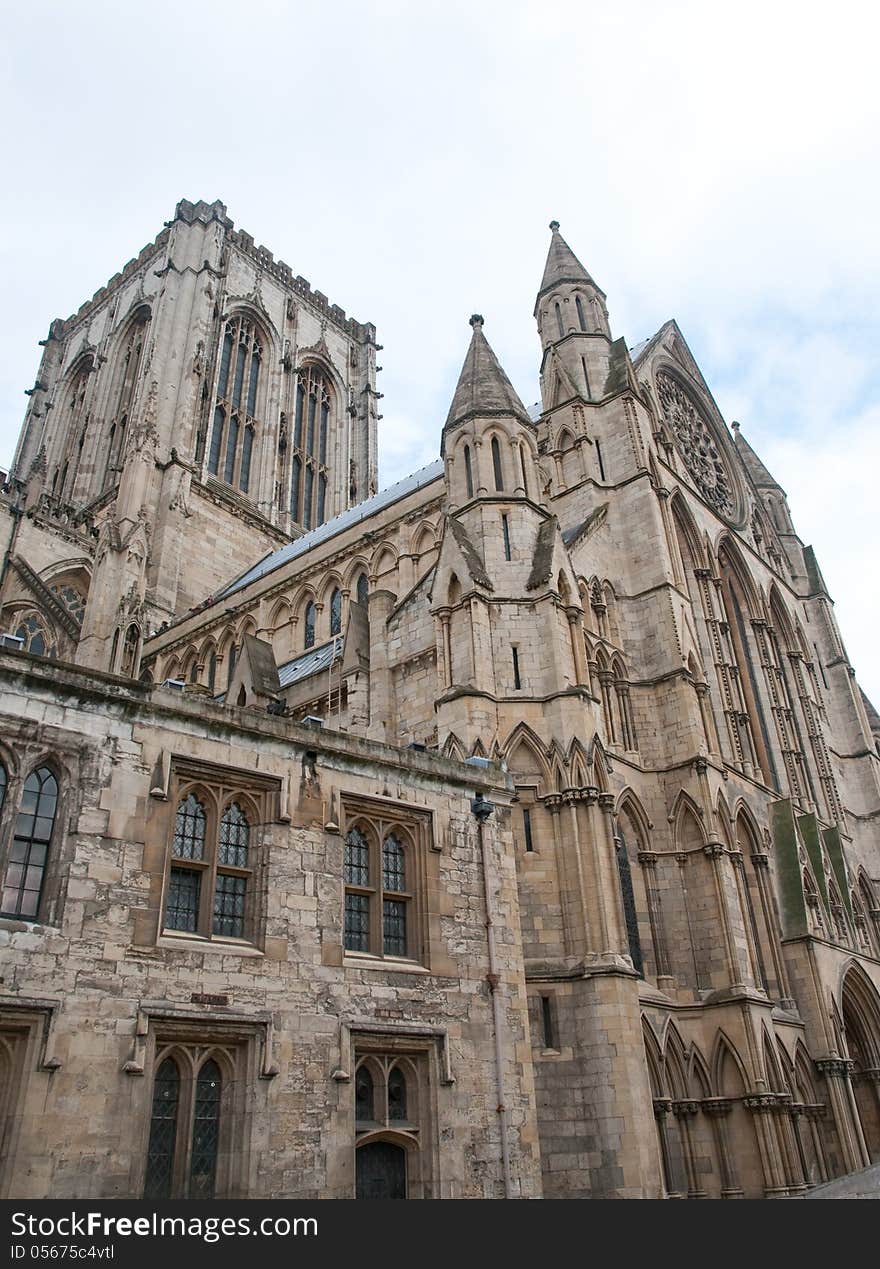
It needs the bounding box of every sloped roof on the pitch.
[536,221,602,304]
[278,637,342,689]
[217,459,444,600]
[444,316,533,433]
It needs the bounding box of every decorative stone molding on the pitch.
[814,1058,854,1079]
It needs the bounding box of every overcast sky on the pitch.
[2,1,878,702]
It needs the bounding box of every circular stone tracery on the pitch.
[656,371,735,518]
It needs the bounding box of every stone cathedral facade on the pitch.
[0,198,879,1200]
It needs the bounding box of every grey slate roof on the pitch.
[443,316,533,433]
[278,637,342,689]
[217,459,444,600]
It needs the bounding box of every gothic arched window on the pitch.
[464,444,474,498]
[330,588,342,637]
[13,612,55,659]
[1,766,58,919]
[555,301,564,339]
[356,573,369,608]
[491,436,504,491]
[208,315,263,495]
[304,601,316,650]
[615,820,644,976]
[290,365,333,529]
[102,309,150,492]
[144,1053,224,1200]
[575,295,587,331]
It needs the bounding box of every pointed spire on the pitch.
[536,220,603,305]
[444,315,533,432]
[731,422,786,494]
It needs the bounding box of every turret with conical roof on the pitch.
[534,221,612,415]
[442,315,541,509]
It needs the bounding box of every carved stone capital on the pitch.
[671,1099,701,1118]
[751,853,770,869]
[703,842,725,859]
[701,1097,735,1118]
[814,1058,854,1079]
[637,851,658,867]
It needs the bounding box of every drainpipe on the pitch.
[471,790,514,1198]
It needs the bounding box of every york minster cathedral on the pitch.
[0,198,878,1199]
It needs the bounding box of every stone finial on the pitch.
[549,220,560,231]
[469,314,484,329]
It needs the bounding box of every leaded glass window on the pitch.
[355,1064,374,1124]
[387,1067,407,1121]
[50,584,86,626]
[343,821,415,960]
[345,829,370,886]
[345,893,370,952]
[383,835,405,891]
[383,899,407,956]
[189,1059,221,1198]
[289,365,332,528]
[1,766,57,919]
[218,803,249,867]
[172,794,206,860]
[144,1058,179,1200]
[304,601,316,650]
[165,868,201,932]
[164,788,256,942]
[356,573,369,607]
[491,436,504,491]
[210,315,262,495]
[330,588,342,637]
[14,612,55,658]
[615,828,643,977]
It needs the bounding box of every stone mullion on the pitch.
[697,569,744,767]
[637,851,672,983]
[671,1101,706,1198]
[702,1098,743,1197]
[753,619,802,799]
[789,649,842,823]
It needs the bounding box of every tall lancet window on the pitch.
[575,295,587,332]
[289,365,333,530]
[101,308,150,492]
[207,315,263,496]
[491,436,504,491]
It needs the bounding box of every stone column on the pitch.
[672,1100,706,1198]
[702,1098,743,1197]
[744,1095,790,1196]
[814,1057,870,1173]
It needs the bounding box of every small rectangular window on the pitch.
[501,514,511,561]
[541,995,557,1049]
[512,646,521,690]
[522,807,534,852]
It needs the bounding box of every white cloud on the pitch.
[1,0,876,699]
